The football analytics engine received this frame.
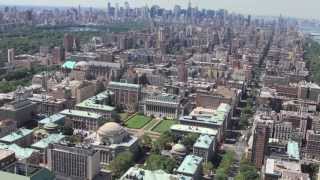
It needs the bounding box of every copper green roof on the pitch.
[176,155,203,175]
[0,143,38,160]
[31,134,65,149]
[193,134,215,149]
[38,114,65,125]
[76,99,115,112]
[0,128,32,143]
[62,61,76,69]
[287,140,300,160]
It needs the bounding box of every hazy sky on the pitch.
[1,0,319,19]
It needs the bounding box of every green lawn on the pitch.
[144,119,159,130]
[125,115,151,129]
[152,120,178,133]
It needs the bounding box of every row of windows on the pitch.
[52,151,87,177]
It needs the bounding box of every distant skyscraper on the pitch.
[177,56,188,83]
[73,37,81,51]
[158,27,165,42]
[178,63,188,83]
[52,46,65,64]
[63,33,74,52]
[107,1,111,16]
[124,1,130,17]
[115,3,119,19]
[7,48,15,64]
[78,5,81,17]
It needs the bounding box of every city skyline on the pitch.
[1,0,320,20]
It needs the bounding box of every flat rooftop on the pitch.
[287,140,300,160]
[0,162,54,180]
[171,124,218,136]
[121,167,191,180]
[92,90,114,102]
[60,109,102,119]
[31,134,65,149]
[76,99,114,112]
[62,60,76,69]
[0,149,14,160]
[38,114,65,125]
[265,158,302,177]
[0,143,38,160]
[176,155,203,175]
[180,103,231,126]
[0,128,32,143]
[145,93,180,103]
[108,81,140,89]
[193,134,215,149]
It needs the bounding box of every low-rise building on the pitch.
[305,130,320,160]
[121,167,191,180]
[0,119,17,138]
[28,94,70,116]
[0,149,15,169]
[0,128,33,147]
[193,134,216,162]
[144,93,188,119]
[0,143,40,164]
[85,122,139,164]
[75,90,115,119]
[60,109,104,132]
[31,133,65,164]
[107,81,141,112]
[0,162,55,180]
[171,124,218,137]
[264,158,309,180]
[38,113,65,127]
[47,142,100,180]
[175,155,203,179]
[179,103,231,141]
[0,87,36,127]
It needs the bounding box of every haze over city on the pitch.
[1,0,320,19]
[0,1,320,180]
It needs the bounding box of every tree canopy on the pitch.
[109,151,134,178]
[144,154,176,173]
[235,158,259,180]
[141,134,152,148]
[215,151,235,180]
[181,133,199,150]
